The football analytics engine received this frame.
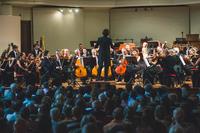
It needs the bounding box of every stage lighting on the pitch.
[59,9,64,13]
[75,8,79,13]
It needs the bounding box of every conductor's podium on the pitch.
[89,80,134,90]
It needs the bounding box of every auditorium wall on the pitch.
[110,7,190,46]
[12,6,32,21]
[33,8,109,53]
[0,15,21,53]
[10,6,200,53]
[191,6,200,34]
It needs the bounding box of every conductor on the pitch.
[95,29,113,81]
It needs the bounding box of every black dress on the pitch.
[191,57,200,88]
[1,59,15,86]
[25,61,37,86]
[16,59,27,83]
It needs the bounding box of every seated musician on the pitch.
[62,49,72,59]
[9,44,20,59]
[0,49,15,86]
[188,47,200,88]
[142,42,148,59]
[159,49,181,87]
[123,48,144,83]
[51,50,65,85]
[76,43,87,57]
[192,55,200,88]
[40,50,53,83]
[23,53,37,86]
[15,52,28,83]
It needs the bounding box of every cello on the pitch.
[91,48,113,78]
[115,48,128,76]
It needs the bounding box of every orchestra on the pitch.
[0,39,200,88]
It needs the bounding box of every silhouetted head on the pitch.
[102,29,110,37]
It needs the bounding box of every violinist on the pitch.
[53,50,65,83]
[9,44,19,59]
[40,50,53,83]
[188,47,200,88]
[32,43,42,58]
[3,56,16,86]
[62,49,72,60]
[15,52,28,83]
[124,48,143,83]
[25,54,37,86]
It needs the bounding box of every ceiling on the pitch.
[1,0,200,8]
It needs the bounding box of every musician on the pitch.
[76,43,87,57]
[0,55,15,86]
[142,42,148,59]
[40,50,53,83]
[159,49,181,87]
[192,56,200,88]
[53,50,65,83]
[188,48,200,88]
[15,52,28,83]
[8,45,19,59]
[32,43,42,57]
[62,49,72,59]
[95,29,114,80]
[25,54,37,86]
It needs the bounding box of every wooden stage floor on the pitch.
[62,78,195,90]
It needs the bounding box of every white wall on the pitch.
[33,8,85,53]
[191,6,200,34]
[12,6,32,20]
[0,15,21,53]
[0,5,12,15]
[33,8,109,53]
[110,7,189,46]
[84,9,109,46]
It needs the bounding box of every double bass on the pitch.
[91,48,113,77]
[75,50,87,78]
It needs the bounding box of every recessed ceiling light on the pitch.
[59,9,64,13]
[75,8,79,13]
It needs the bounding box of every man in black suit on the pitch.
[95,29,113,81]
[8,44,19,59]
[32,42,42,57]
[40,50,53,83]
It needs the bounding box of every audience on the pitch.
[0,82,200,133]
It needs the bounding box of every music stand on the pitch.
[125,56,138,65]
[90,41,97,47]
[83,57,96,68]
[86,49,92,56]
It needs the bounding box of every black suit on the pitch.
[96,36,113,80]
[8,51,18,58]
[32,49,42,57]
[41,57,53,83]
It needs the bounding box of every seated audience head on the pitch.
[82,123,100,133]
[50,107,60,121]
[80,114,96,127]
[112,107,123,121]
